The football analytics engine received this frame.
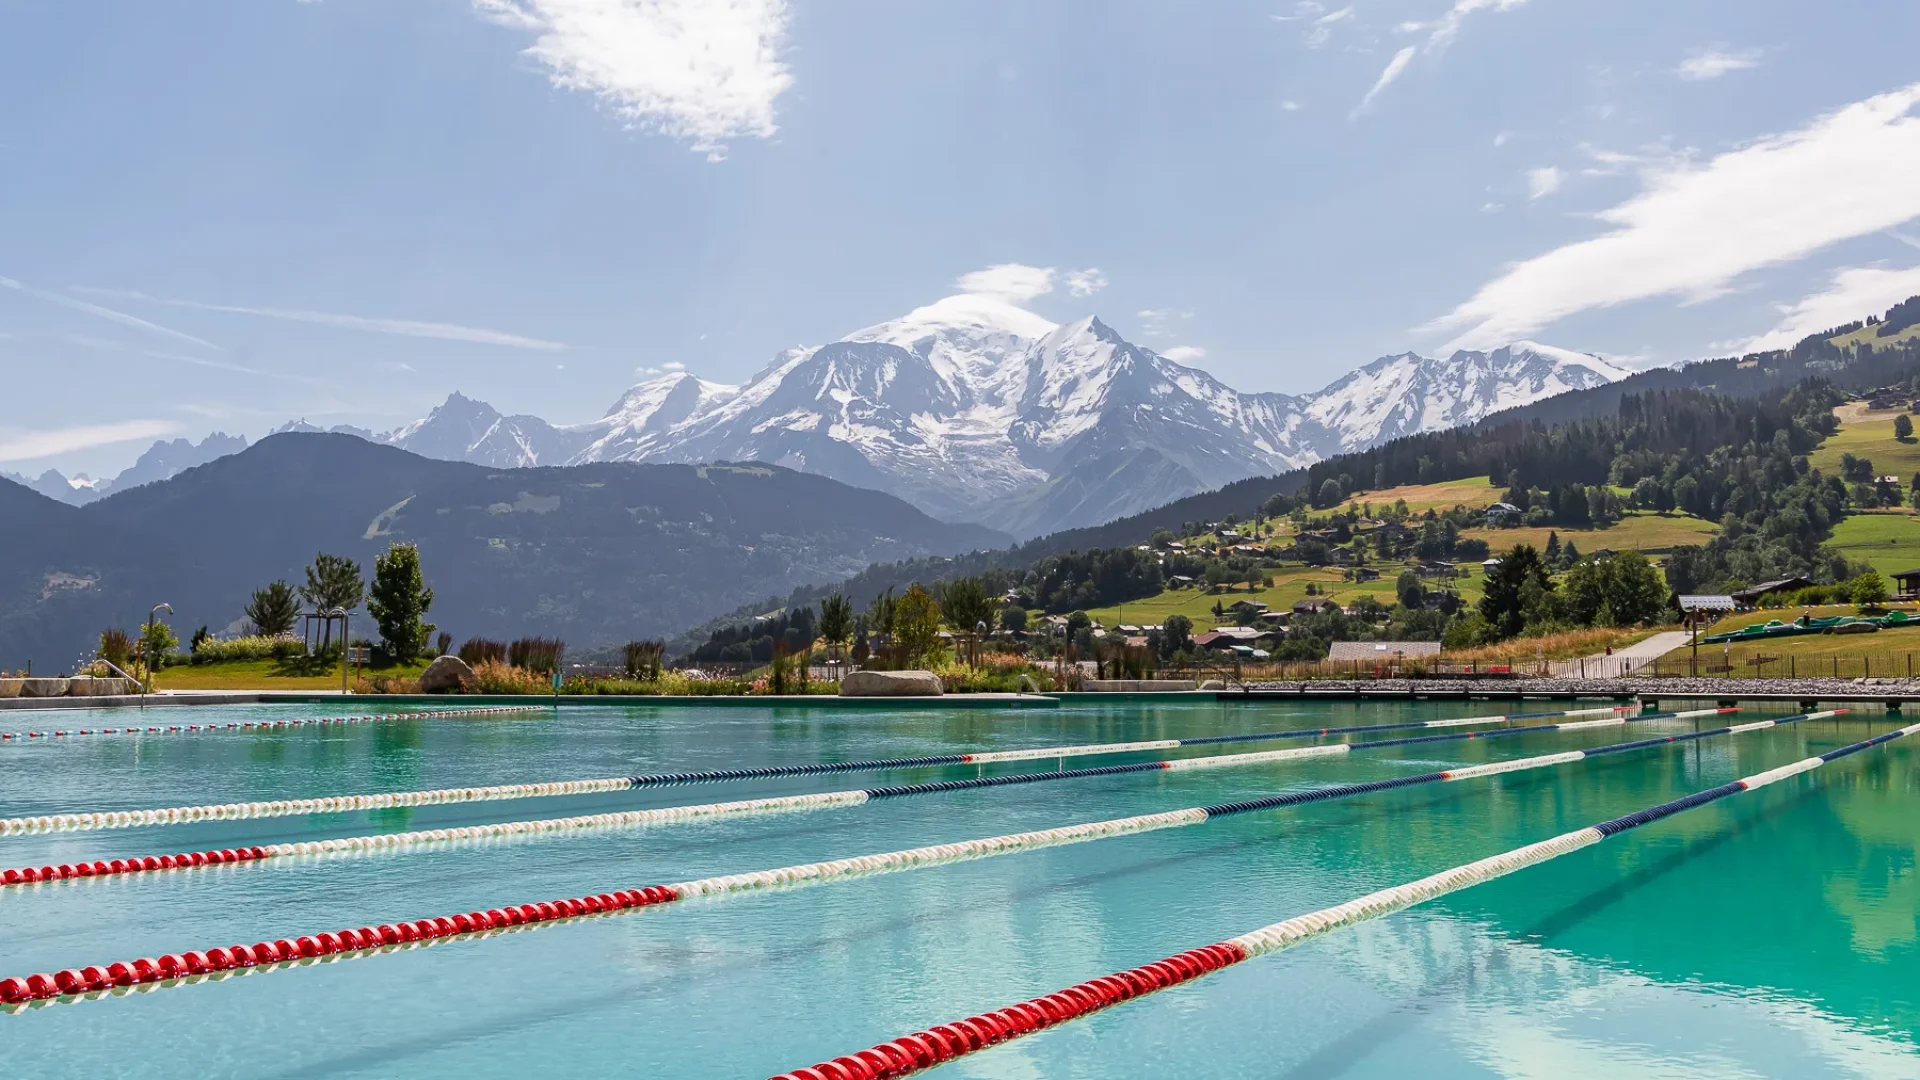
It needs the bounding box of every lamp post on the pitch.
[143,603,172,695]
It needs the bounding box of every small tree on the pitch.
[1897,413,1914,441]
[138,619,179,673]
[367,542,435,663]
[301,553,364,649]
[939,577,996,663]
[893,584,942,664]
[1000,606,1029,634]
[818,594,853,651]
[1851,570,1889,608]
[1160,614,1193,658]
[245,580,301,637]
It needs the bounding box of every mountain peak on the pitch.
[845,292,1058,347]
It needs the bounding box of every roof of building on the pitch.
[1678,594,1736,611]
[1327,641,1443,660]
[1728,576,1814,601]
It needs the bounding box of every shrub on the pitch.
[189,635,306,664]
[622,639,665,680]
[353,673,422,695]
[1851,570,1889,607]
[458,638,508,666]
[472,660,548,695]
[509,637,565,675]
[98,627,133,669]
[435,631,453,657]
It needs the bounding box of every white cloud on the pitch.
[1,276,222,351]
[1063,268,1108,298]
[0,419,181,464]
[1161,345,1206,363]
[1136,308,1194,337]
[1429,83,1920,351]
[662,360,687,370]
[1526,165,1563,200]
[955,264,1057,303]
[73,287,566,350]
[474,0,793,162]
[1280,99,1304,112]
[1354,46,1415,115]
[1356,0,1530,112]
[1304,4,1353,48]
[954,263,1107,304]
[1736,264,1920,353]
[1493,130,1512,147]
[1678,47,1762,81]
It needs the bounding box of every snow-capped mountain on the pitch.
[1303,341,1630,453]
[3,432,249,506]
[266,295,1624,537]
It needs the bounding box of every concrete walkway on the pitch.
[1548,631,1694,678]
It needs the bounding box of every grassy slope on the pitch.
[1082,564,1485,629]
[1830,322,1920,351]
[154,657,431,690]
[1348,475,1502,513]
[1460,511,1718,555]
[1827,512,1920,576]
[1808,402,1920,478]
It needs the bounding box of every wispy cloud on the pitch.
[1,276,222,351]
[1304,4,1354,48]
[1356,0,1531,113]
[955,263,1106,304]
[1526,165,1563,200]
[1355,47,1415,115]
[1736,264,1920,353]
[0,419,181,464]
[73,287,567,350]
[1429,83,1920,350]
[1678,46,1763,81]
[474,0,792,162]
[63,333,331,386]
[1161,345,1206,363]
[1136,308,1194,338]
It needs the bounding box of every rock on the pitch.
[840,670,943,697]
[20,678,71,697]
[0,679,22,699]
[418,655,478,694]
[66,677,132,696]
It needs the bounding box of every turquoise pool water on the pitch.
[1,699,1916,1078]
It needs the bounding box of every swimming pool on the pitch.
[2,699,1915,1077]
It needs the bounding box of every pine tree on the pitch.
[367,543,435,664]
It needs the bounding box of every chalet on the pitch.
[1894,570,1920,602]
[1482,557,1502,570]
[1352,566,1382,582]
[1292,598,1341,617]
[1326,547,1354,565]
[1193,626,1281,652]
[1168,574,1197,588]
[1486,502,1522,526]
[1728,576,1815,606]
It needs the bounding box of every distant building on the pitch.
[1327,641,1442,661]
[1894,570,1920,601]
[1486,502,1522,526]
[1729,576,1815,606]
[1292,598,1341,616]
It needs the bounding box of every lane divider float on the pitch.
[764,713,1913,1080]
[0,711,1823,1004]
[0,708,1729,839]
[0,705,546,743]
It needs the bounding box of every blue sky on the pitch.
[4,0,1920,479]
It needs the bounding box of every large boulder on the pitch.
[839,669,944,697]
[20,678,71,697]
[0,679,22,698]
[418,655,478,694]
[67,677,133,696]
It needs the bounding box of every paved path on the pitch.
[1548,631,1694,678]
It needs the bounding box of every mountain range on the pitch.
[10,294,1625,531]
[291,294,1627,538]
[0,434,1008,670]
[3,433,250,506]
